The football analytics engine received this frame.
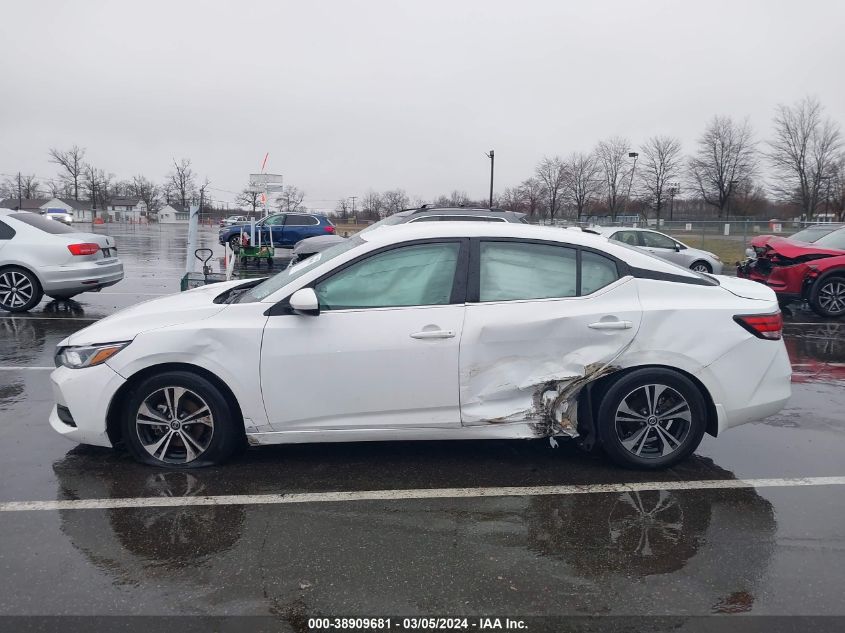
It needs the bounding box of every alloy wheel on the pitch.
[614,384,692,459]
[691,263,710,273]
[135,386,215,464]
[0,271,34,309]
[818,279,845,315]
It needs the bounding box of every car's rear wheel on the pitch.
[809,275,845,318]
[0,267,43,312]
[122,371,242,468]
[597,368,707,469]
[690,261,712,273]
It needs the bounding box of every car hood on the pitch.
[714,275,777,301]
[760,239,844,259]
[60,279,248,346]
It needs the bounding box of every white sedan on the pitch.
[50,223,791,469]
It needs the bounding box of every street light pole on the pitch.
[486,150,495,208]
[622,152,638,220]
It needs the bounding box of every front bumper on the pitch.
[40,259,124,294]
[49,363,126,447]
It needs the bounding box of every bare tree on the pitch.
[826,154,845,221]
[595,137,632,220]
[277,185,306,212]
[768,96,843,219]
[520,177,546,220]
[131,176,161,214]
[167,158,196,207]
[639,136,684,223]
[360,190,383,219]
[535,156,568,221]
[19,174,41,199]
[334,198,351,220]
[563,151,603,222]
[46,179,67,198]
[49,145,86,200]
[236,187,261,214]
[687,116,758,218]
[382,189,410,216]
[81,165,110,207]
[499,186,526,213]
[449,190,469,206]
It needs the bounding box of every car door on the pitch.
[258,214,285,247]
[459,239,641,431]
[260,239,468,431]
[640,230,686,265]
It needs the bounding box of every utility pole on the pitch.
[350,196,357,221]
[486,150,495,208]
[17,172,22,210]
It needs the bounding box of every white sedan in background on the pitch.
[50,223,790,469]
[0,209,123,311]
[589,227,724,274]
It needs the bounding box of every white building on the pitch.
[105,197,147,222]
[157,203,189,224]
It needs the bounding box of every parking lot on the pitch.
[1,224,844,627]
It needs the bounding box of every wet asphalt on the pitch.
[1,224,844,626]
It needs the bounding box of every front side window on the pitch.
[315,242,460,310]
[264,214,285,226]
[641,231,677,249]
[480,241,577,301]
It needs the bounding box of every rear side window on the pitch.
[315,242,460,310]
[285,214,319,226]
[479,241,619,302]
[0,219,16,239]
[480,242,578,301]
[611,230,640,246]
[9,213,75,234]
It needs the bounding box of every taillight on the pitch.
[68,243,101,256]
[324,225,335,233]
[733,312,783,340]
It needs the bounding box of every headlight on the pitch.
[56,342,131,369]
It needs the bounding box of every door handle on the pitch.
[588,320,632,330]
[410,329,456,339]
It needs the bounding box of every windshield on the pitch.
[237,234,366,302]
[813,229,845,251]
[790,226,839,243]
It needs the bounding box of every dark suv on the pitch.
[218,212,334,250]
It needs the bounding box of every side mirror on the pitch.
[288,287,320,316]
[674,243,682,252]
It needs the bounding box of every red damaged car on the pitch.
[737,225,845,317]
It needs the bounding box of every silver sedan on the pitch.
[0,209,124,312]
[590,227,723,274]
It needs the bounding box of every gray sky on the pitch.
[2,0,843,210]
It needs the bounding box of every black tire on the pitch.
[596,368,707,470]
[228,235,241,253]
[47,294,79,301]
[690,261,712,273]
[808,274,845,318]
[121,370,243,468]
[0,266,43,312]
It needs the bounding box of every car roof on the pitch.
[358,221,700,278]
[395,207,526,220]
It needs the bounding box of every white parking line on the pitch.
[0,367,54,371]
[2,475,844,513]
[0,316,99,321]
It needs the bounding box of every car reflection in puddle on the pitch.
[53,454,777,616]
[784,322,845,385]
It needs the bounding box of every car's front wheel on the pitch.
[809,274,845,318]
[122,371,243,468]
[690,261,712,273]
[597,368,707,469]
[0,267,43,312]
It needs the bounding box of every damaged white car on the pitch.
[50,223,791,469]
